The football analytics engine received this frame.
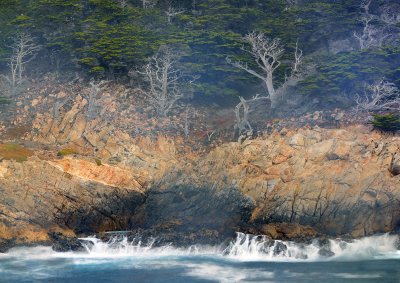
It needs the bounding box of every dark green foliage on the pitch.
[0,97,10,105]
[0,0,399,105]
[298,46,400,107]
[371,113,400,132]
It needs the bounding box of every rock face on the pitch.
[0,156,145,250]
[390,153,400,176]
[0,123,399,251]
[187,126,400,238]
[134,185,255,245]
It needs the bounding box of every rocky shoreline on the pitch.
[0,81,399,253]
[0,123,399,253]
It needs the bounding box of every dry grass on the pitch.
[0,143,33,162]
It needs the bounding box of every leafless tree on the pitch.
[183,107,190,137]
[207,130,215,142]
[1,32,40,91]
[234,94,268,142]
[276,40,310,99]
[228,32,306,109]
[353,0,396,49]
[86,80,108,120]
[286,0,298,5]
[138,45,196,117]
[227,31,284,108]
[291,40,303,75]
[142,0,157,8]
[118,0,128,9]
[165,5,185,23]
[355,80,400,112]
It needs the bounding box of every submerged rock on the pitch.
[318,247,335,257]
[50,232,84,252]
[273,241,288,256]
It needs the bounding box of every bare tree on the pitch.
[228,32,305,108]
[138,45,196,117]
[142,0,157,8]
[353,0,396,49]
[183,107,190,137]
[1,32,40,91]
[165,5,185,23]
[291,40,303,75]
[355,80,400,112]
[86,80,108,120]
[118,0,128,9]
[286,0,298,5]
[276,40,309,98]
[234,94,268,142]
[227,31,284,108]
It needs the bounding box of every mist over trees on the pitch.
[0,0,399,113]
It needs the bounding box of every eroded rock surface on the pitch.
[0,122,399,251]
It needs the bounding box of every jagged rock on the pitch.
[318,248,335,257]
[390,153,400,176]
[0,123,399,250]
[49,232,84,252]
[289,133,305,148]
[273,241,287,256]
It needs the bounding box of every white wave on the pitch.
[224,232,400,262]
[224,233,320,261]
[328,233,400,260]
[333,273,382,279]
[0,233,399,283]
[1,232,399,263]
[185,263,275,283]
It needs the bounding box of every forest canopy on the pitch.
[0,0,399,109]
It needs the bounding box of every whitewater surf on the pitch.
[0,233,400,282]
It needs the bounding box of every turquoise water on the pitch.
[1,233,400,283]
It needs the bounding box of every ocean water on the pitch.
[0,233,400,283]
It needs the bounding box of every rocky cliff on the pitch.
[0,123,399,251]
[0,81,399,251]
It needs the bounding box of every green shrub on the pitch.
[0,97,10,105]
[371,113,400,132]
[94,158,102,166]
[57,148,78,157]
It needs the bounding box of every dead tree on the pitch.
[1,32,40,91]
[165,5,185,23]
[286,0,298,6]
[277,40,307,98]
[291,40,303,75]
[234,94,268,142]
[142,0,157,8]
[227,31,284,108]
[86,80,108,120]
[139,45,196,117]
[183,107,190,137]
[228,32,305,109]
[118,0,128,9]
[355,80,400,112]
[353,0,392,49]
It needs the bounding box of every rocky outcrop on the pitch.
[0,123,399,251]
[390,153,400,176]
[184,125,400,238]
[0,156,145,250]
